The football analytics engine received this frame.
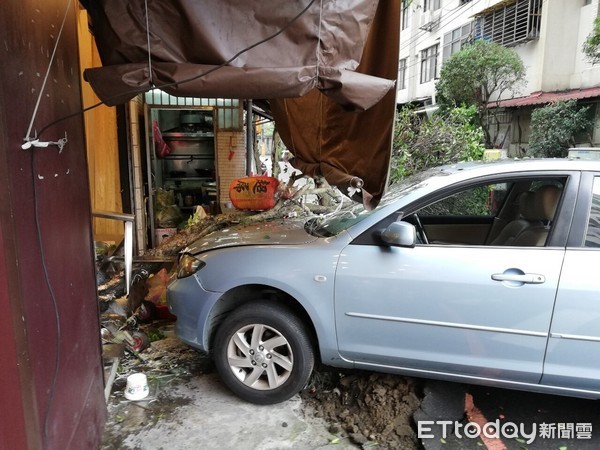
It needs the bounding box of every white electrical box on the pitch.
[568,148,600,160]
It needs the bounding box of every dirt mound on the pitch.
[302,370,423,449]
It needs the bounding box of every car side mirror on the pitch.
[380,221,416,248]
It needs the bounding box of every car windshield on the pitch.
[306,168,441,237]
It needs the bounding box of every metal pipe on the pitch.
[246,100,254,175]
[92,210,135,295]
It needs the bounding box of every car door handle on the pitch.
[491,273,545,284]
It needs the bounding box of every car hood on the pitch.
[185,218,319,255]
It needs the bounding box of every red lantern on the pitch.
[229,176,280,210]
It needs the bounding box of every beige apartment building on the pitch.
[397,0,600,154]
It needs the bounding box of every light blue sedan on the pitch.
[168,159,600,404]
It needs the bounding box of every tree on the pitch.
[528,100,593,158]
[390,105,485,182]
[583,17,600,64]
[435,40,525,148]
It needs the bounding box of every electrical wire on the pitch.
[396,0,485,89]
[398,0,482,54]
[38,0,318,139]
[30,149,62,450]
[24,0,73,144]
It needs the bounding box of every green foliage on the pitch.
[436,40,525,110]
[583,17,600,64]
[435,40,525,147]
[390,105,485,183]
[528,100,593,158]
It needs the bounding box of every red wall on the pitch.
[0,1,106,448]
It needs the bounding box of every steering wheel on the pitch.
[412,213,429,244]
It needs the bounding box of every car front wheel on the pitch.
[213,301,315,405]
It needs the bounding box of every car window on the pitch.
[419,183,511,217]
[411,177,566,247]
[584,177,600,247]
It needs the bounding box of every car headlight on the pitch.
[177,253,206,279]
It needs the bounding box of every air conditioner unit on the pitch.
[419,10,440,32]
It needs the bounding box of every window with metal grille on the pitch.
[420,44,438,83]
[144,90,242,130]
[442,22,473,62]
[474,0,542,47]
[424,0,441,12]
[399,58,408,89]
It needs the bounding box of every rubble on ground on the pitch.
[302,371,422,449]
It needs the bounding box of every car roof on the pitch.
[428,158,600,181]
[329,157,600,239]
[381,157,600,210]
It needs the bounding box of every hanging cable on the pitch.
[143,0,154,87]
[316,0,324,81]
[30,135,63,450]
[18,1,74,447]
[22,0,73,148]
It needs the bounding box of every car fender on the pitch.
[195,236,352,364]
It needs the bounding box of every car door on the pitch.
[334,173,576,384]
[542,172,600,392]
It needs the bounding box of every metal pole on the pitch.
[246,100,254,175]
[92,210,135,295]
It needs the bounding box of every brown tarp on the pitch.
[82,0,394,110]
[81,0,400,207]
[271,0,400,208]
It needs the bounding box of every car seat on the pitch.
[490,185,561,246]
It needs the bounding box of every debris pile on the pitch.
[302,371,422,449]
[96,240,182,404]
[100,327,212,449]
[109,326,213,397]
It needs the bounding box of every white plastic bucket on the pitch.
[124,373,149,400]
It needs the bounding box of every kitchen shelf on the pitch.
[148,106,218,249]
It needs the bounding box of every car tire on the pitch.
[213,301,315,405]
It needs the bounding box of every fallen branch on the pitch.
[145,176,344,257]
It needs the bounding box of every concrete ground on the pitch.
[100,331,358,450]
[103,375,357,450]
